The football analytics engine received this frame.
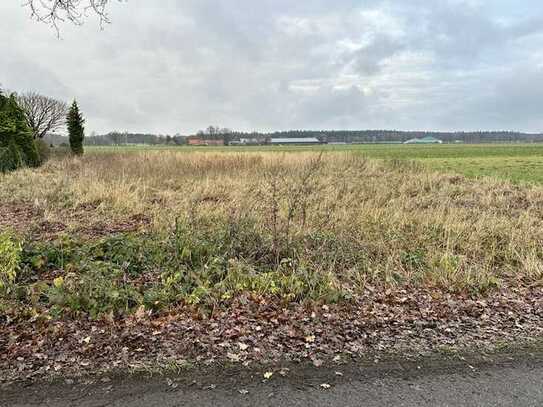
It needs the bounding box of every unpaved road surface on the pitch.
[2,353,543,407]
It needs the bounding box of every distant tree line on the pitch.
[83,126,233,146]
[74,128,543,148]
[83,132,187,146]
[228,130,543,144]
[196,126,233,142]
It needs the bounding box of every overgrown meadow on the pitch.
[88,143,543,184]
[1,150,543,320]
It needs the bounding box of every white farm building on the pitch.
[269,137,322,145]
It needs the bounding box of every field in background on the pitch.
[87,143,543,185]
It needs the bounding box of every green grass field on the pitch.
[86,143,543,184]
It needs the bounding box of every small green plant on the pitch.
[0,230,21,291]
[46,266,144,318]
[400,249,427,271]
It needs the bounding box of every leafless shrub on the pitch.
[16,92,68,139]
[257,153,326,265]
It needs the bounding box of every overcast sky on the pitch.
[2,0,543,134]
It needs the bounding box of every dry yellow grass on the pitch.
[2,150,543,298]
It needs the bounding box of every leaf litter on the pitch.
[2,285,543,383]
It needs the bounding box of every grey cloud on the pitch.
[1,0,543,133]
[3,53,69,99]
[348,35,406,75]
[478,67,543,130]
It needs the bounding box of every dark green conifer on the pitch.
[0,91,40,172]
[67,100,85,155]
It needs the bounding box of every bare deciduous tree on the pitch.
[17,92,68,139]
[24,0,113,29]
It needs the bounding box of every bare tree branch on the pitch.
[16,92,68,139]
[23,0,114,31]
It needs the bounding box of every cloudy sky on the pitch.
[2,0,543,134]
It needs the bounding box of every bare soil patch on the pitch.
[0,202,150,240]
[0,204,44,236]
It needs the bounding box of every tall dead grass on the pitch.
[2,150,543,294]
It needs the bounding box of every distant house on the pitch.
[187,136,224,146]
[187,136,204,146]
[269,137,323,145]
[404,136,443,144]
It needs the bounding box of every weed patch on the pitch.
[2,151,543,320]
[0,230,21,292]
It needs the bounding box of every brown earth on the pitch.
[0,202,150,240]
